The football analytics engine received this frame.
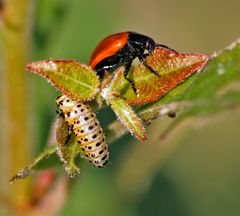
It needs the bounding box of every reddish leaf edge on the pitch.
[125,54,210,105]
[26,59,100,101]
[115,117,147,142]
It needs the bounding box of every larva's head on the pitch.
[56,95,65,106]
[56,95,74,108]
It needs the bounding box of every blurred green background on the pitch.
[4,0,240,215]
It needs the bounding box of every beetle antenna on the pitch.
[155,43,176,52]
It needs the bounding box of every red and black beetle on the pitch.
[89,31,172,93]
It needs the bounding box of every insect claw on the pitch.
[131,83,140,97]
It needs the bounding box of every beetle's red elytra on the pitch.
[89,32,129,69]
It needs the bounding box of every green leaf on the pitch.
[137,40,240,122]
[9,116,82,182]
[109,96,147,142]
[9,145,57,183]
[56,116,81,177]
[26,60,100,100]
[108,48,209,105]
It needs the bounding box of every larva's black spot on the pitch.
[76,120,80,124]
[84,138,88,142]
[103,160,108,166]
[81,109,84,112]
[77,141,81,144]
[96,142,101,147]
[92,134,97,139]
[56,95,61,100]
[67,112,71,117]
[88,146,92,150]
[81,148,85,151]
[99,150,104,154]
[101,154,108,161]
[102,138,105,142]
[66,99,69,102]
[83,102,86,105]
[91,114,94,117]
[95,122,98,126]
[88,125,93,130]
[74,110,78,114]
[80,130,84,133]
[91,153,95,157]
[84,117,89,121]
[98,165,103,168]
[77,104,81,107]
[99,130,102,134]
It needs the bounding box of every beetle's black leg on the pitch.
[138,54,160,77]
[123,62,138,95]
[144,62,160,77]
[139,44,175,76]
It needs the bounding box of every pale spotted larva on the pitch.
[56,95,109,168]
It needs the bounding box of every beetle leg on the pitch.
[138,55,160,77]
[144,62,160,77]
[141,44,175,76]
[123,62,138,95]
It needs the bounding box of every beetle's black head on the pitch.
[128,32,156,54]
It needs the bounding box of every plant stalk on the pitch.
[0,0,33,211]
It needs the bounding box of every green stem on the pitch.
[0,0,33,210]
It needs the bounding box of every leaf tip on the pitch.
[9,168,31,183]
[137,132,148,142]
[25,61,45,75]
[26,62,36,73]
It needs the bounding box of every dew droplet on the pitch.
[217,63,225,75]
